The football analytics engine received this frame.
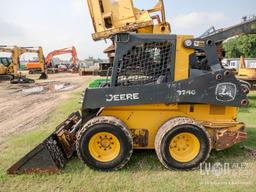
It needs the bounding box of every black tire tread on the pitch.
[154,116,212,170]
[76,116,133,171]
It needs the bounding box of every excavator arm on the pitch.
[45,47,78,66]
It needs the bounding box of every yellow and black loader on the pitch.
[7,33,249,173]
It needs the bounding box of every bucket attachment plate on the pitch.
[7,112,82,174]
[39,72,48,80]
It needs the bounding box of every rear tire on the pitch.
[76,116,133,171]
[155,117,211,170]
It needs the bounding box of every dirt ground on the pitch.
[0,73,96,145]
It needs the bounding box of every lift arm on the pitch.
[198,16,256,60]
[87,0,170,41]
[200,16,256,43]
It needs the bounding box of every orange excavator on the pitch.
[45,46,78,73]
[27,47,78,73]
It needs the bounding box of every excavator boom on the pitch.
[45,47,78,66]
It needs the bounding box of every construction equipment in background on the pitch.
[8,33,250,174]
[45,46,78,73]
[0,46,47,83]
[0,46,19,82]
[237,56,256,90]
[79,66,99,76]
[0,57,12,65]
[89,78,110,88]
[20,47,48,79]
[87,0,171,76]
[0,56,12,80]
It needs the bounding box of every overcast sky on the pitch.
[0,0,255,59]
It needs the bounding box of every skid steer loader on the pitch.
[8,33,249,174]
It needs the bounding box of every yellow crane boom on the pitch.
[87,0,170,41]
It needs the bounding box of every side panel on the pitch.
[83,70,248,109]
[99,104,239,149]
[174,35,194,81]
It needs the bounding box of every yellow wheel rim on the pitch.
[88,132,121,162]
[169,132,200,163]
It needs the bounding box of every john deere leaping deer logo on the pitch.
[215,83,237,102]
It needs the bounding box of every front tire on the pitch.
[155,117,211,170]
[76,116,133,171]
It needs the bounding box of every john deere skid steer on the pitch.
[8,33,249,174]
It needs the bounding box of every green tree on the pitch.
[223,34,256,58]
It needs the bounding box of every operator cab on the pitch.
[0,57,12,67]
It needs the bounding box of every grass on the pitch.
[0,92,256,192]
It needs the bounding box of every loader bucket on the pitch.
[39,72,48,80]
[7,112,82,174]
[7,135,66,174]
